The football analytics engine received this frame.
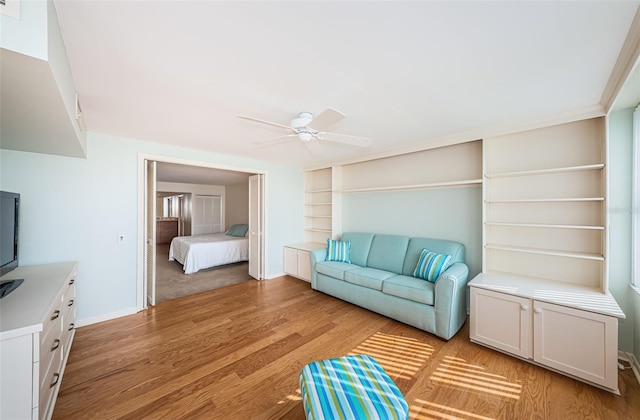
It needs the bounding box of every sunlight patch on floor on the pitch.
[430,356,522,399]
[410,399,496,420]
[349,332,434,380]
[277,388,302,405]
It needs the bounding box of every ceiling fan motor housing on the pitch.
[291,112,313,130]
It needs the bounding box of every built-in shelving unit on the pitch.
[469,117,624,394]
[340,141,482,194]
[482,117,608,291]
[304,167,341,243]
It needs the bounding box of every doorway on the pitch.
[137,155,266,310]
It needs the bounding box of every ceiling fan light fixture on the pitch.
[298,131,313,142]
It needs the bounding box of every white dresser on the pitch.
[0,262,78,420]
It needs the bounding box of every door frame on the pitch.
[136,153,268,311]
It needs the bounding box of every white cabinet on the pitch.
[1,0,87,158]
[470,274,624,393]
[0,262,77,420]
[470,287,532,359]
[470,117,625,393]
[283,243,322,282]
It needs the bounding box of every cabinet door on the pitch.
[533,301,618,391]
[283,247,298,276]
[297,250,311,282]
[470,287,532,359]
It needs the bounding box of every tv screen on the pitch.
[0,191,19,276]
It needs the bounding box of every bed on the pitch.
[169,230,249,274]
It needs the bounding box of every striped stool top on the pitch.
[299,354,409,419]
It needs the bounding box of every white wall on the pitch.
[225,182,249,230]
[608,108,636,354]
[341,186,483,279]
[0,131,304,325]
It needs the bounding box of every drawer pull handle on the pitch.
[69,278,75,285]
[50,310,60,321]
[521,304,529,311]
[69,323,75,331]
[68,299,75,307]
[534,307,543,314]
[51,339,60,352]
[50,373,60,388]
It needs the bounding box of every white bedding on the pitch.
[169,233,249,274]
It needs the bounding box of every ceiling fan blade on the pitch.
[318,132,372,148]
[305,139,325,155]
[252,134,297,148]
[306,108,345,131]
[237,115,293,132]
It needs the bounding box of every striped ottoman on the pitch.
[299,354,409,419]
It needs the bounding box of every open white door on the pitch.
[145,160,157,306]
[248,174,264,280]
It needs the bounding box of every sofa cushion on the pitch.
[413,249,452,282]
[341,233,375,267]
[382,275,435,306]
[325,239,351,263]
[345,267,395,291]
[366,234,410,274]
[316,261,360,280]
[402,237,465,276]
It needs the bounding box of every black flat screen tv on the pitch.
[0,191,20,276]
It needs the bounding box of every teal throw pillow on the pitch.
[413,249,452,282]
[325,239,351,263]
[226,224,249,237]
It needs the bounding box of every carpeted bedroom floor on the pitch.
[155,243,252,303]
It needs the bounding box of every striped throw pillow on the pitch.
[413,249,452,282]
[325,239,351,263]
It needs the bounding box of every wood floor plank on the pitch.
[54,276,640,420]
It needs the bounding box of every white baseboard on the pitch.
[75,306,138,328]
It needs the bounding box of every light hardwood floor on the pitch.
[54,276,640,419]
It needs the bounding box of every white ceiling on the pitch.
[156,162,251,186]
[53,0,640,169]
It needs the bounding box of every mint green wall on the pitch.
[342,186,483,279]
[0,132,303,324]
[608,108,636,353]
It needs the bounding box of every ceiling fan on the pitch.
[237,108,372,153]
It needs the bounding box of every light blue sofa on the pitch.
[310,232,469,340]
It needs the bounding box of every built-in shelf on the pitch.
[341,178,483,194]
[305,202,332,206]
[485,222,605,230]
[306,228,332,233]
[305,215,332,218]
[485,163,605,179]
[305,188,333,193]
[486,197,605,203]
[485,244,604,261]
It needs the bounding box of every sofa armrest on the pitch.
[309,247,327,289]
[434,262,469,340]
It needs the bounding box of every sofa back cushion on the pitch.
[402,237,465,277]
[341,232,375,267]
[366,234,410,275]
